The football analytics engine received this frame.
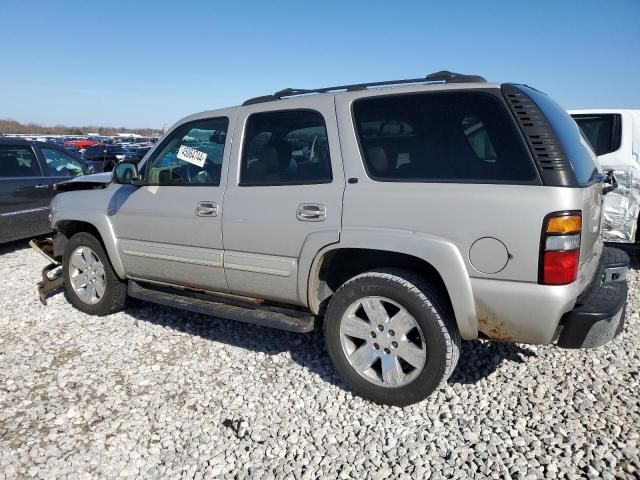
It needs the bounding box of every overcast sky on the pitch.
[1,0,638,128]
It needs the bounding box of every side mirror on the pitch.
[113,161,139,185]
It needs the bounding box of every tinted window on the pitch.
[145,117,228,186]
[353,92,536,183]
[240,110,332,186]
[520,86,600,186]
[0,146,42,177]
[41,147,84,177]
[572,114,622,156]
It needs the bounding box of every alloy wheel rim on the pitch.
[69,246,106,305]
[339,296,427,388]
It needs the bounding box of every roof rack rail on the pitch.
[242,71,486,106]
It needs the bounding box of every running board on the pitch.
[127,281,316,333]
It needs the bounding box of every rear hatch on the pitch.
[502,84,604,293]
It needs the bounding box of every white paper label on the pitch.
[177,145,207,167]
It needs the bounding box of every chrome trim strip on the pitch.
[120,239,223,268]
[224,251,295,277]
[0,206,50,217]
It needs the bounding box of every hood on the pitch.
[54,172,112,192]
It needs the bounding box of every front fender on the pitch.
[308,228,478,340]
[50,189,126,279]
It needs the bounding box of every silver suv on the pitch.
[35,71,629,406]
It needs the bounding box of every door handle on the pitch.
[34,184,50,190]
[196,201,219,217]
[297,203,326,222]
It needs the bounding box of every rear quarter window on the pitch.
[519,86,600,186]
[352,91,538,184]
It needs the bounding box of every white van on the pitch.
[570,110,640,242]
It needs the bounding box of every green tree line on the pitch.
[0,118,160,137]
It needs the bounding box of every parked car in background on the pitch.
[570,110,640,242]
[64,140,97,151]
[122,145,152,164]
[82,144,119,172]
[0,138,89,243]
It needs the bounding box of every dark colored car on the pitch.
[82,144,119,173]
[122,146,152,164]
[0,138,90,243]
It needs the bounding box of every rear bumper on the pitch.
[556,247,629,349]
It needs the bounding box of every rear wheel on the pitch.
[323,269,460,406]
[63,232,127,315]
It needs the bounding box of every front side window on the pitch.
[145,117,229,186]
[353,91,537,183]
[240,110,332,186]
[572,114,622,157]
[0,146,42,178]
[41,147,85,177]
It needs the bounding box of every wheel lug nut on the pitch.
[389,330,395,336]
[384,348,390,355]
[377,325,384,332]
[373,343,380,350]
[370,331,377,338]
[392,341,398,348]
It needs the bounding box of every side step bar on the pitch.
[127,281,316,333]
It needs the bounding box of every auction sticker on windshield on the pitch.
[177,145,207,167]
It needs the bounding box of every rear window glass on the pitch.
[571,114,622,156]
[352,91,537,183]
[519,86,600,186]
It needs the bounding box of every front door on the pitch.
[110,113,234,292]
[0,144,52,243]
[222,97,345,305]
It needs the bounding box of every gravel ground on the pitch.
[0,240,639,480]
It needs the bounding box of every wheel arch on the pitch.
[307,232,478,340]
[53,217,125,279]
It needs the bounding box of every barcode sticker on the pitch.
[177,145,208,167]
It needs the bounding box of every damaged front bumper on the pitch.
[30,238,64,305]
[556,247,629,349]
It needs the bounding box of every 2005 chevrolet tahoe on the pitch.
[35,71,629,406]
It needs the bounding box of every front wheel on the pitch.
[323,269,460,406]
[63,232,127,316]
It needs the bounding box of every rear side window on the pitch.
[519,86,600,186]
[0,146,42,177]
[352,92,537,183]
[240,110,332,186]
[571,114,622,156]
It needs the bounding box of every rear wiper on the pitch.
[601,169,618,195]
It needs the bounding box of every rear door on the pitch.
[0,144,52,242]
[222,97,345,305]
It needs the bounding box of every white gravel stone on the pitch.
[0,240,639,478]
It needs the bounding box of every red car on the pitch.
[63,140,97,150]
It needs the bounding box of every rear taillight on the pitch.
[540,212,582,285]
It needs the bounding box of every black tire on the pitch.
[323,268,460,406]
[63,232,127,316]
